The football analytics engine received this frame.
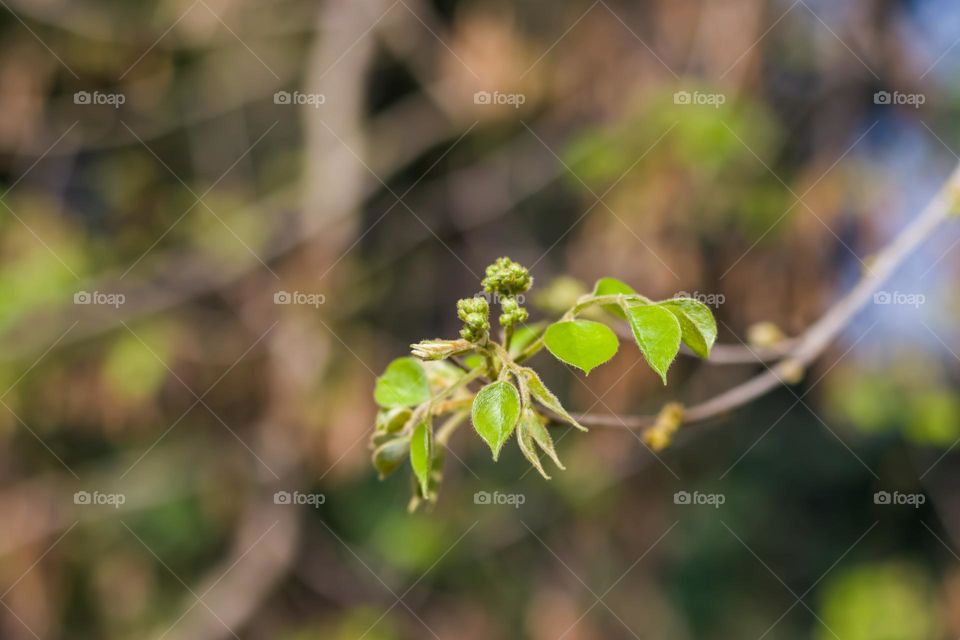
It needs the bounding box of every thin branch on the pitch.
[611,323,793,364]
[577,162,960,429]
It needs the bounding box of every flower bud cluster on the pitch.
[457,297,490,342]
[482,257,532,330]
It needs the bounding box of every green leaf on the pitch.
[372,436,410,479]
[518,409,566,480]
[370,430,395,448]
[508,322,546,357]
[463,353,485,369]
[409,422,432,495]
[522,368,587,431]
[592,277,636,320]
[424,360,464,391]
[662,299,717,359]
[517,411,550,479]
[625,304,682,384]
[544,320,619,374]
[376,407,413,433]
[471,381,522,460]
[374,357,431,408]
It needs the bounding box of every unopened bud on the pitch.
[410,339,473,361]
[457,296,490,343]
[643,403,684,451]
[498,296,529,328]
[747,322,786,348]
[778,358,805,384]
[482,257,533,297]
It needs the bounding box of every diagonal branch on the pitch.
[577,162,960,430]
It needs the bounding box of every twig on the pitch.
[577,162,960,429]
[611,323,793,364]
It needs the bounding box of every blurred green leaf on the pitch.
[368,513,446,572]
[816,562,939,640]
[103,326,172,401]
[374,358,430,408]
[376,407,412,434]
[905,391,960,446]
[0,205,87,333]
[409,422,432,495]
[372,436,410,479]
[185,193,267,263]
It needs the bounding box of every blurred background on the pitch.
[0,0,959,638]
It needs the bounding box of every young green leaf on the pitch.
[370,430,395,449]
[593,277,636,320]
[508,322,546,357]
[522,368,587,431]
[409,422,432,495]
[463,353,485,370]
[372,436,410,479]
[543,320,619,375]
[374,357,431,408]
[518,410,551,479]
[376,406,413,433]
[523,411,565,471]
[662,299,717,359]
[471,381,522,460]
[424,360,466,393]
[624,304,682,384]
